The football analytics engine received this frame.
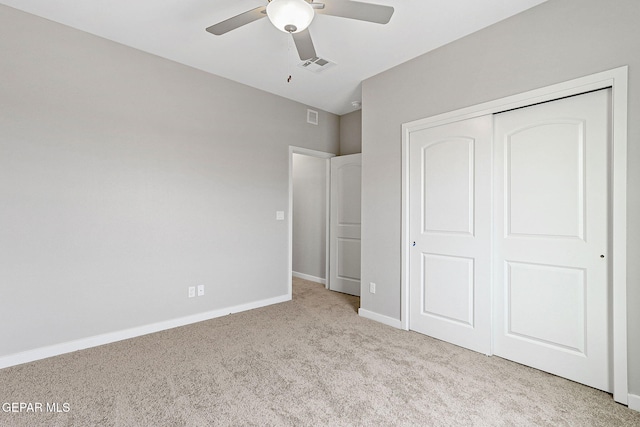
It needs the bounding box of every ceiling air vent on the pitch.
[298,57,336,73]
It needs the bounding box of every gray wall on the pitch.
[339,110,362,155]
[0,5,339,357]
[360,0,640,394]
[292,154,327,280]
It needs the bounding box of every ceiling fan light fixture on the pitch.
[266,0,315,33]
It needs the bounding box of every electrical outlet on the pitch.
[188,286,196,298]
[369,282,376,294]
[197,285,205,296]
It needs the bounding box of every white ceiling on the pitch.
[2,0,547,115]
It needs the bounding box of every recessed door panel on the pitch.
[336,238,361,281]
[506,261,585,353]
[423,138,474,235]
[337,165,362,226]
[422,254,474,326]
[507,121,585,239]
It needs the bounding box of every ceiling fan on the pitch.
[206,0,394,61]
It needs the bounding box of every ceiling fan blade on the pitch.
[206,6,267,35]
[317,1,393,24]
[292,29,317,60]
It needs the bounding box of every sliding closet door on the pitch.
[408,116,492,354]
[493,89,611,392]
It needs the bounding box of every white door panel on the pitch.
[493,89,611,392]
[422,254,475,326]
[505,262,586,352]
[506,120,586,238]
[409,115,492,354]
[422,137,475,235]
[329,154,361,296]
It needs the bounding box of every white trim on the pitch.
[288,146,336,297]
[325,158,332,289]
[358,308,403,329]
[610,68,629,406]
[400,66,628,404]
[0,294,290,370]
[292,271,326,285]
[628,394,640,413]
[401,120,411,332]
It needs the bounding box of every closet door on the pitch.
[493,89,611,392]
[409,115,492,354]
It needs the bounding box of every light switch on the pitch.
[276,211,285,220]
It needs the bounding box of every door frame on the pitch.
[288,146,335,296]
[400,66,628,403]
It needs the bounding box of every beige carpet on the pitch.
[1,278,638,426]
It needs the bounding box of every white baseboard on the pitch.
[292,271,326,285]
[0,294,291,370]
[628,393,640,412]
[358,308,403,329]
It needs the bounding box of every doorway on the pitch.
[292,153,330,284]
[288,147,334,295]
[288,148,362,298]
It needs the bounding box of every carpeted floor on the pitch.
[1,278,639,426]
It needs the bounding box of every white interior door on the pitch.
[409,116,492,354]
[493,89,611,392]
[329,154,361,296]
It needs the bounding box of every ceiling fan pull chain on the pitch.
[287,35,293,83]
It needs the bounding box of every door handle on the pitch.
[412,241,416,247]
